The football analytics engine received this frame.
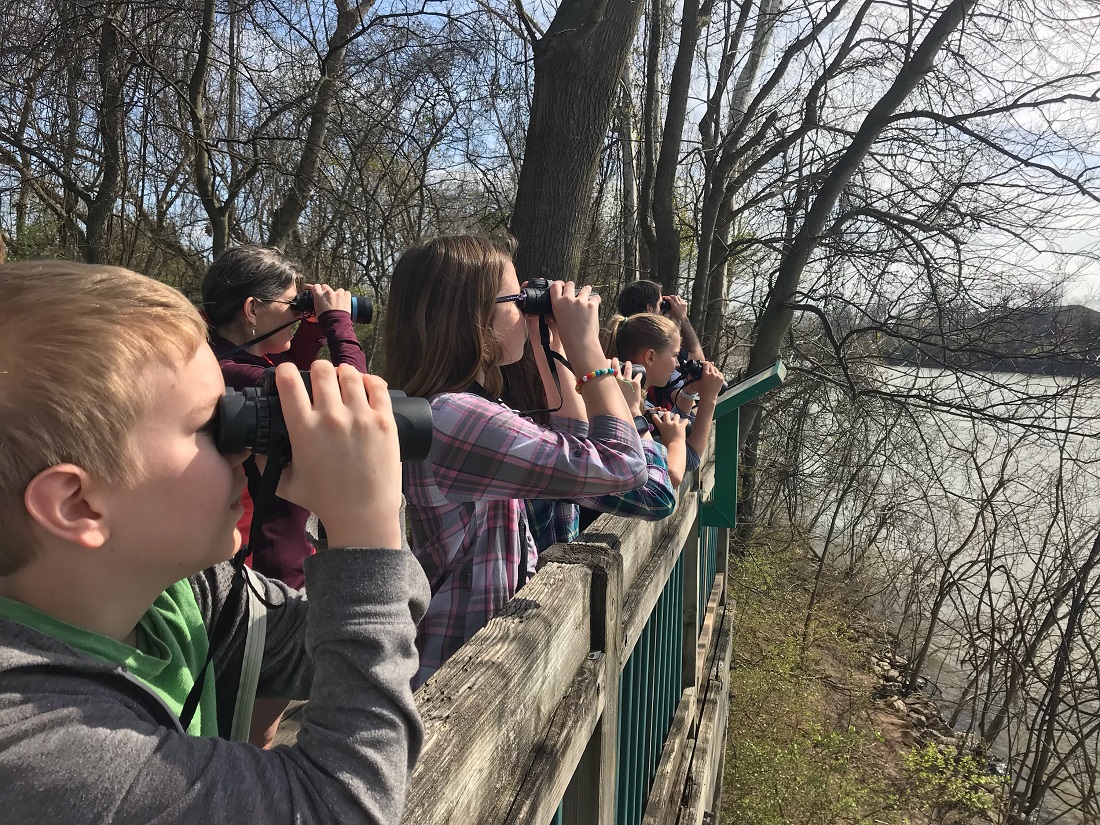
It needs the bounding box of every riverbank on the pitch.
[721,535,1005,824]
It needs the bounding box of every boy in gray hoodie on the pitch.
[0,261,429,824]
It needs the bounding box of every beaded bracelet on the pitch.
[576,367,616,393]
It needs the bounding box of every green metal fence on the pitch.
[615,551,684,825]
[698,524,718,631]
[540,362,787,825]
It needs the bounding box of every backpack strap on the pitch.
[230,566,269,742]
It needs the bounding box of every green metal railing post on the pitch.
[699,361,786,529]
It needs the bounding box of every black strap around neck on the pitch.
[215,319,299,360]
[180,450,285,731]
[515,317,569,418]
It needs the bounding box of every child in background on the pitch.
[503,340,688,550]
[605,313,725,479]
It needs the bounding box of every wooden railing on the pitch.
[401,442,734,825]
[280,365,788,820]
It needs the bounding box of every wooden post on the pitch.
[501,654,606,825]
[541,541,625,825]
[715,527,729,583]
[403,563,592,824]
[681,497,701,694]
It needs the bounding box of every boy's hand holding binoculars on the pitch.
[662,295,689,322]
[273,361,403,550]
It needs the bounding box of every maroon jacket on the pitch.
[211,311,367,588]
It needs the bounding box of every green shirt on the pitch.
[0,579,218,736]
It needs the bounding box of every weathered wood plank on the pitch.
[501,654,605,825]
[579,485,697,599]
[541,541,624,825]
[640,688,696,825]
[681,508,701,694]
[270,700,307,747]
[620,494,699,660]
[714,526,729,578]
[678,603,735,825]
[403,562,593,825]
[693,575,725,699]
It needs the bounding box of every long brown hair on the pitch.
[383,236,513,397]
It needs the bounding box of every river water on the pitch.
[798,367,1100,823]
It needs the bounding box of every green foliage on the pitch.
[723,546,904,825]
[6,209,72,261]
[903,743,1000,819]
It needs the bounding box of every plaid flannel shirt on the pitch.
[405,393,646,686]
[526,437,676,552]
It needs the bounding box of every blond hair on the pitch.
[604,313,680,361]
[0,261,206,574]
[382,236,513,398]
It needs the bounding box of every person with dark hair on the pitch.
[202,246,369,746]
[616,279,664,318]
[382,235,647,686]
[201,245,367,590]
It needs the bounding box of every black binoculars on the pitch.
[677,356,730,394]
[498,278,598,317]
[215,368,433,463]
[289,291,373,325]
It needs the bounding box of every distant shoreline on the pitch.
[883,355,1100,378]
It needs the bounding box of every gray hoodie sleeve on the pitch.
[0,546,430,825]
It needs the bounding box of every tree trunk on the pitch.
[618,65,640,283]
[652,0,711,293]
[510,0,646,283]
[738,0,979,449]
[85,13,124,264]
[267,0,378,248]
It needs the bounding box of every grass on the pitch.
[720,536,1000,825]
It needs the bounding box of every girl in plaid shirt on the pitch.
[382,236,648,686]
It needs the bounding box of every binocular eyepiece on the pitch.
[499,278,598,317]
[215,368,433,463]
[289,291,373,325]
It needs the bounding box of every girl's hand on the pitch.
[548,281,604,374]
[306,283,353,318]
[618,359,644,417]
[650,409,689,442]
[274,361,402,549]
[697,362,726,401]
